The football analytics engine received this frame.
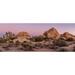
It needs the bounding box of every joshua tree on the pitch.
[3,32,16,41]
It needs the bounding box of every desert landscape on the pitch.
[0,25,75,52]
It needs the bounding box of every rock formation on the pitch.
[61,32,75,41]
[16,32,30,39]
[13,32,31,43]
[43,27,60,39]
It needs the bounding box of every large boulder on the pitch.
[13,32,31,43]
[16,32,30,39]
[61,32,75,41]
[43,27,60,39]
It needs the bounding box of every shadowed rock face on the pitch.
[43,27,60,39]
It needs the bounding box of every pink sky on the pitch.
[0,23,75,35]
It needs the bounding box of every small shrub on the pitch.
[0,50,2,52]
[73,46,75,51]
[58,48,68,52]
[66,38,74,41]
[21,42,33,51]
[15,40,21,46]
[53,39,68,47]
[49,45,58,49]
[9,40,13,43]
[31,35,45,42]
[0,38,7,43]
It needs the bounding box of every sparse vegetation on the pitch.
[0,27,75,51]
[21,41,33,51]
[15,40,21,46]
[58,48,68,52]
[3,32,16,40]
[0,37,7,43]
[73,46,75,51]
[66,38,74,41]
[31,35,45,42]
[53,39,68,47]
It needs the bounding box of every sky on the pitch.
[0,23,75,36]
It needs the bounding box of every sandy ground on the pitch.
[0,42,75,52]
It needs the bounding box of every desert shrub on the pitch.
[58,48,68,52]
[34,43,44,48]
[49,45,59,49]
[21,42,33,51]
[2,44,9,51]
[0,38,7,43]
[15,40,21,46]
[43,44,49,48]
[0,32,16,43]
[0,50,2,52]
[3,32,16,40]
[9,40,13,43]
[73,46,75,51]
[59,37,66,40]
[53,39,68,47]
[31,35,45,42]
[66,38,74,41]
[43,36,49,41]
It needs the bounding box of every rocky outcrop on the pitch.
[61,32,75,41]
[16,32,30,39]
[13,32,31,43]
[43,27,75,41]
[43,27,60,39]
